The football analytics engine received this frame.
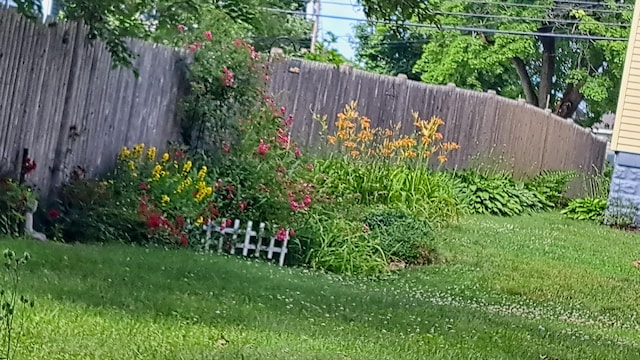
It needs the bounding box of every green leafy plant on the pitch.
[0,249,34,360]
[525,170,578,207]
[363,207,437,265]
[561,197,607,222]
[454,170,552,216]
[0,179,38,237]
[303,212,388,276]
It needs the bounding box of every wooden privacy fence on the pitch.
[269,58,608,176]
[0,8,186,198]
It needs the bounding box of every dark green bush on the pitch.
[525,170,577,207]
[293,206,438,275]
[561,197,607,222]
[0,178,37,236]
[53,179,146,243]
[363,207,437,265]
[454,170,552,216]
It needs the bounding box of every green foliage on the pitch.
[454,170,552,216]
[356,0,633,124]
[53,179,147,244]
[0,249,34,360]
[561,197,607,222]
[525,170,578,207]
[312,159,462,226]
[0,179,37,237]
[354,23,426,80]
[177,28,267,152]
[303,211,388,276]
[363,207,437,265]
[298,42,351,68]
[14,0,310,70]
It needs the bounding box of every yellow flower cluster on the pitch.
[151,164,169,181]
[195,181,213,202]
[182,161,193,175]
[161,194,170,204]
[323,101,460,165]
[132,144,145,157]
[176,177,193,193]
[197,166,207,181]
[119,147,131,159]
[147,147,157,161]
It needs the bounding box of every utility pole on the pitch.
[310,0,321,53]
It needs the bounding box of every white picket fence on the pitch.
[202,219,290,266]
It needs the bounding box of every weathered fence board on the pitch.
[269,59,608,176]
[0,9,185,198]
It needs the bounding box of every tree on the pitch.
[12,0,311,68]
[354,23,427,80]
[355,0,633,125]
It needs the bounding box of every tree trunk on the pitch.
[553,84,584,119]
[538,26,555,109]
[511,57,538,106]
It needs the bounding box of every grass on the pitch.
[1,212,640,359]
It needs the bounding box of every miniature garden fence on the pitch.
[203,219,289,266]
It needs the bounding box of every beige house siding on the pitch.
[612,1,640,153]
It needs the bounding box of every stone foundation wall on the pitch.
[606,152,640,225]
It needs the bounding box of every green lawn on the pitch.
[2,212,640,359]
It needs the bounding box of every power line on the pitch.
[320,0,630,15]
[264,7,630,41]
[432,10,630,27]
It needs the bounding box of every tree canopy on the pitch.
[12,0,311,67]
[355,0,633,126]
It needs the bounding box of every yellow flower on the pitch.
[336,130,349,140]
[161,194,170,204]
[132,144,145,157]
[327,135,337,145]
[196,216,204,226]
[128,161,136,170]
[384,129,393,137]
[176,177,192,193]
[344,141,356,149]
[161,153,170,162]
[119,147,131,160]
[197,166,207,181]
[350,150,360,158]
[194,181,213,202]
[182,160,192,174]
[434,132,443,141]
[438,155,447,163]
[146,147,157,161]
[151,165,163,181]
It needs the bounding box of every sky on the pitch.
[306,0,365,61]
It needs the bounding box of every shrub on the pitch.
[302,211,388,276]
[176,24,268,153]
[561,197,607,222]
[310,101,463,226]
[53,179,147,244]
[525,170,578,207]
[454,170,552,216]
[363,207,437,265]
[295,206,438,275]
[0,179,37,236]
